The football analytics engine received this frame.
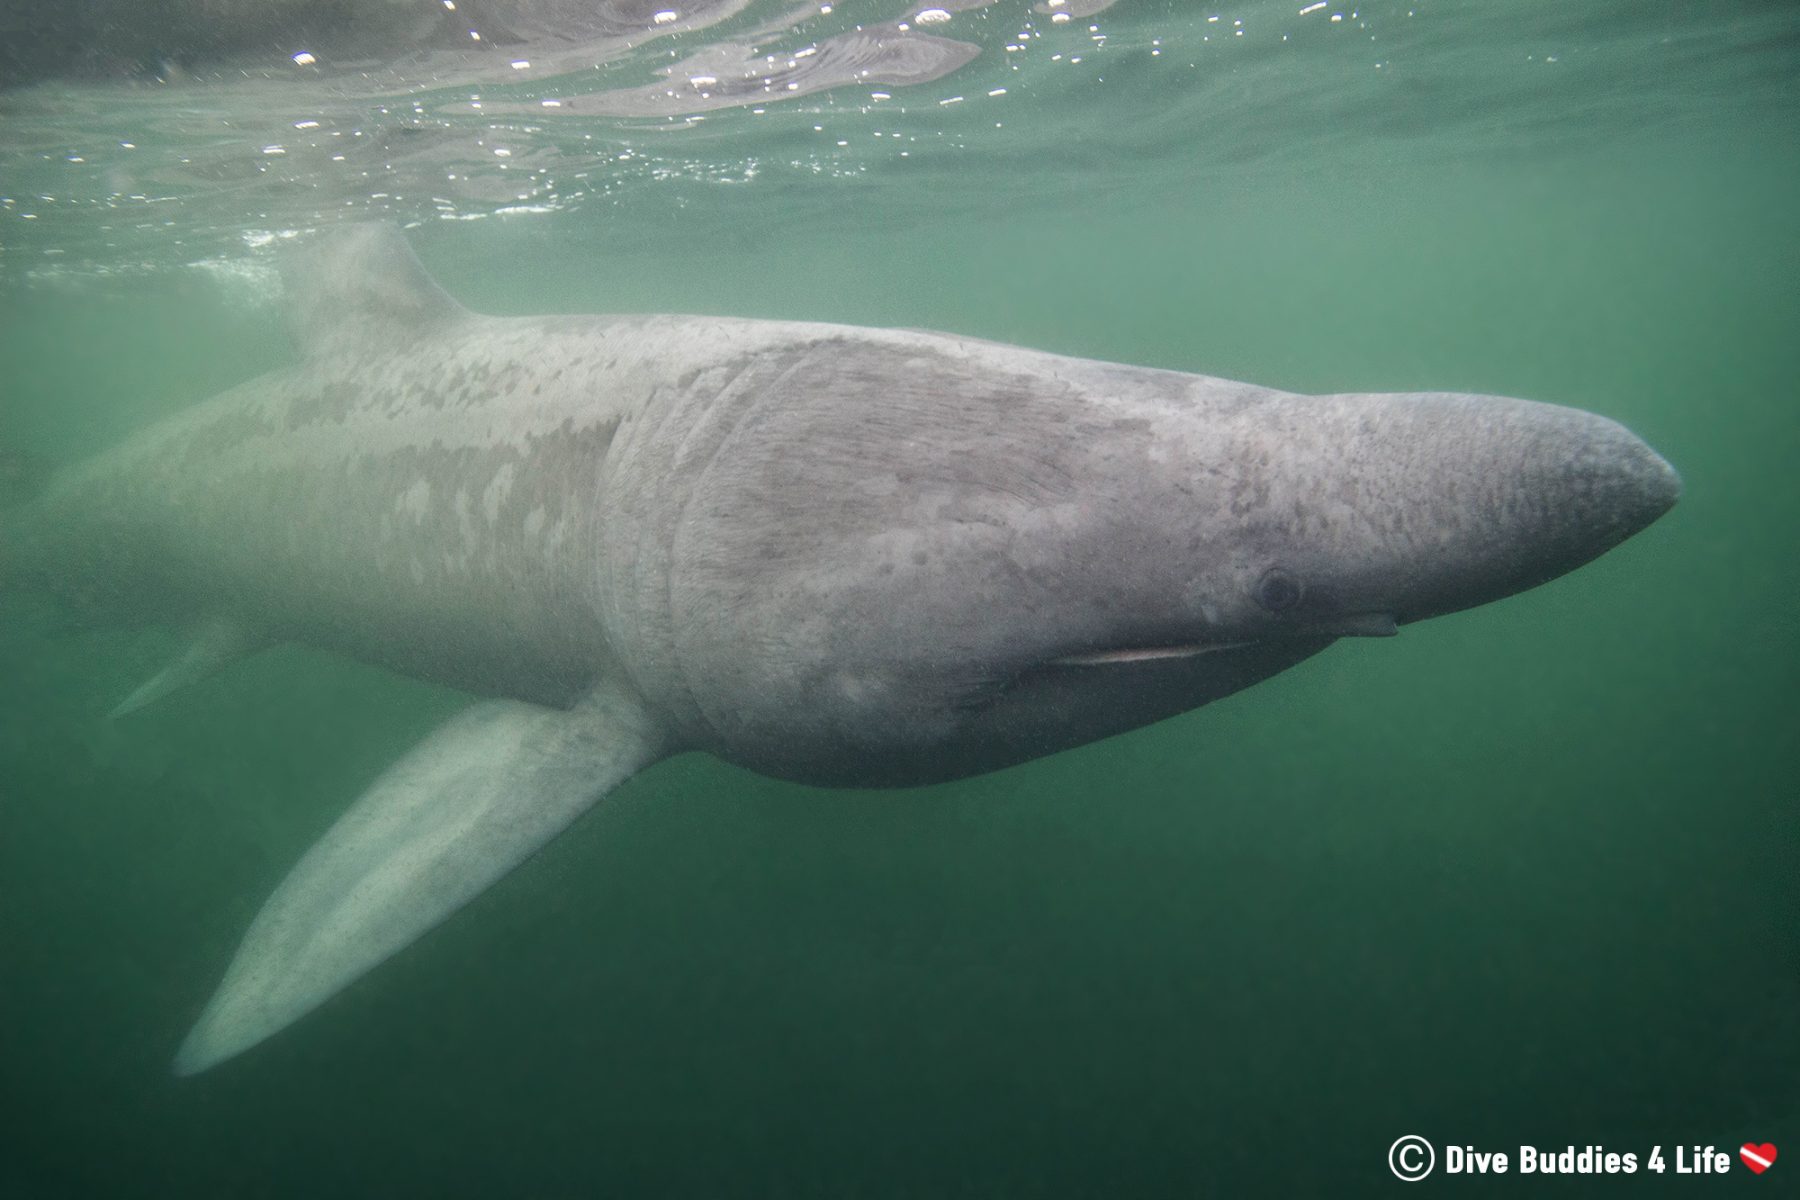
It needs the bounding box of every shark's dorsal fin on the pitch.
[284,223,470,357]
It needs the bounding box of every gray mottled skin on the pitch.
[3,225,1680,1073]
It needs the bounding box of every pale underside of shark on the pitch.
[1,224,1680,1074]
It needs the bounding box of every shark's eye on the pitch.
[1254,568,1304,613]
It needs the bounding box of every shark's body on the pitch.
[4,225,1680,1074]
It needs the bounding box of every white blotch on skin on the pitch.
[398,478,432,519]
[832,670,886,707]
[453,488,478,558]
[483,463,515,523]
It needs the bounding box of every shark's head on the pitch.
[1165,389,1683,643]
[625,336,1679,786]
[919,386,1679,782]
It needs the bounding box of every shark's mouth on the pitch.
[1049,642,1250,668]
[1302,611,1400,638]
[1047,612,1398,668]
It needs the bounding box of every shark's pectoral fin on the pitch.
[110,617,265,718]
[172,677,670,1076]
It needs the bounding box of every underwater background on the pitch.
[2,1,1796,1194]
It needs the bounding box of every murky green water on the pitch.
[3,1,1798,1195]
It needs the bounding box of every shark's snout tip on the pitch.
[1648,447,1683,514]
[1579,413,1681,533]
[1619,433,1682,531]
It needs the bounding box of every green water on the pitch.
[3,1,1798,1195]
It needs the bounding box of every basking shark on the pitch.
[1,224,1680,1074]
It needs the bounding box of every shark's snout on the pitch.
[1504,406,1682,580]
[1590,418,1682,532]
[1430,400,1677,623]
[1303,393,1682,627]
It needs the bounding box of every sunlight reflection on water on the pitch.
[0,0,1789,278]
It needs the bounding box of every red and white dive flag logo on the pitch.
[1739,1143,1777,1175]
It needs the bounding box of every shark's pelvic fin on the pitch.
[172,676,670,1076]
[284,222,470,358]
[110,617,265,719]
